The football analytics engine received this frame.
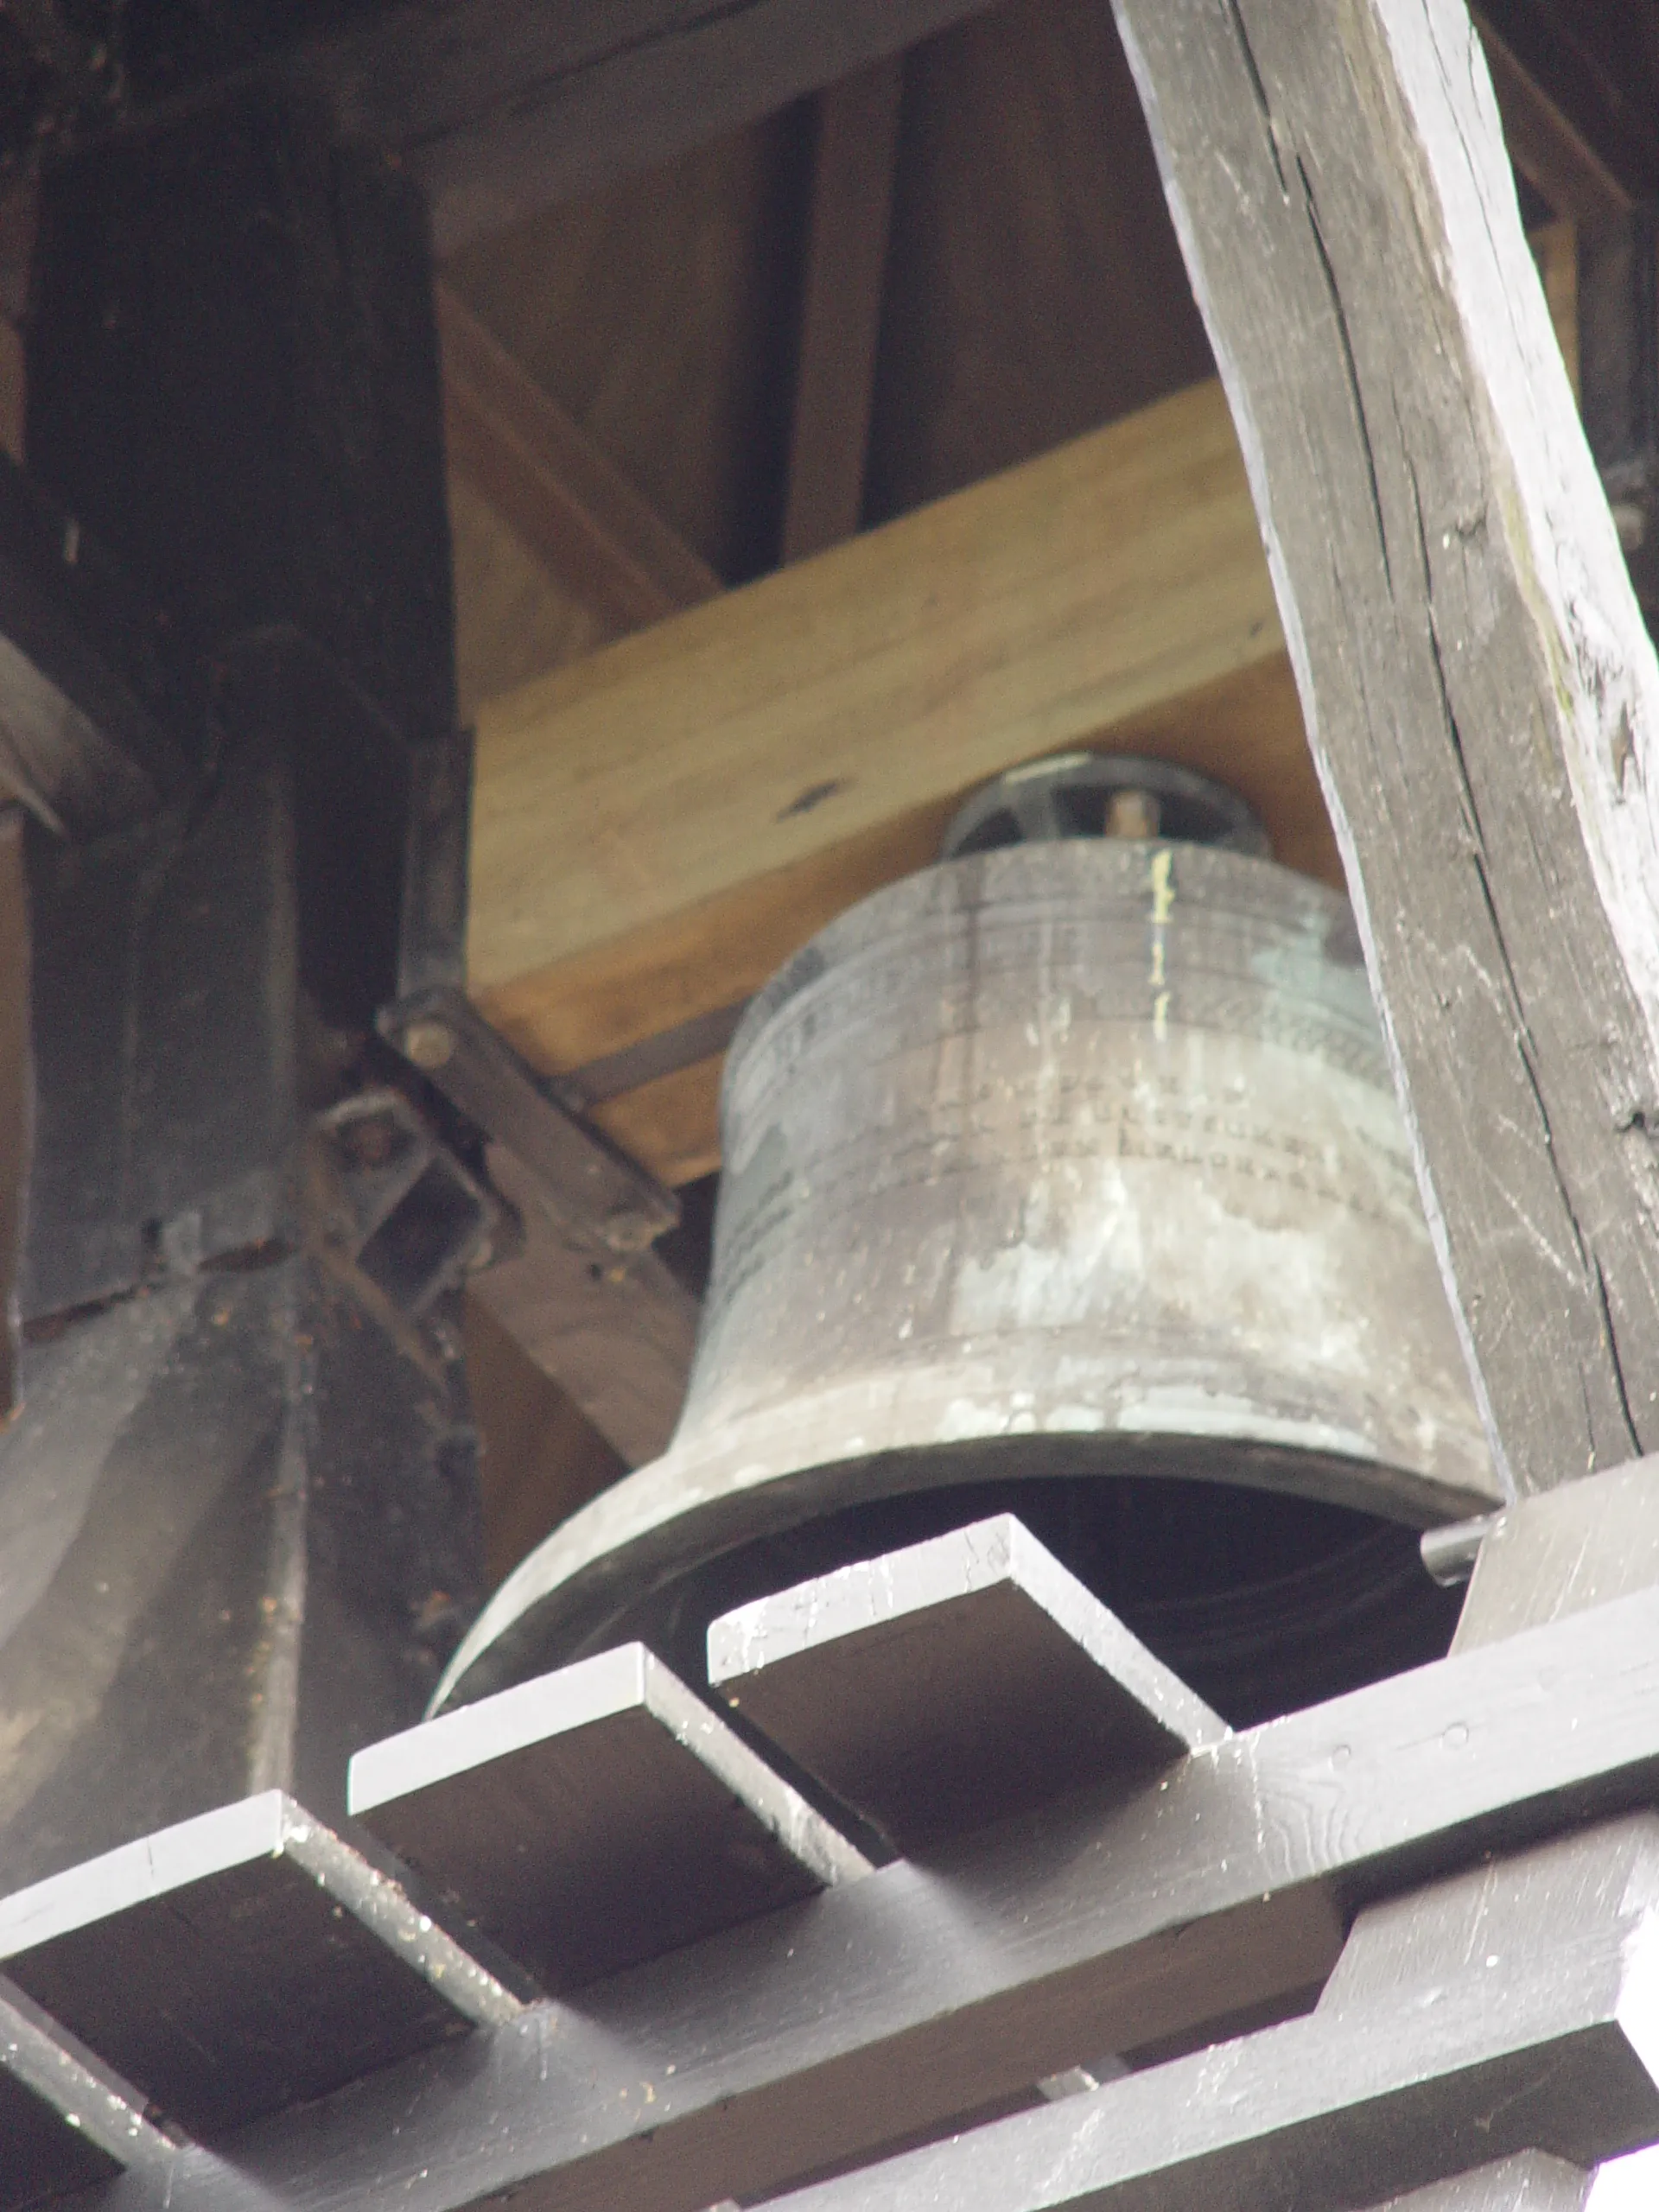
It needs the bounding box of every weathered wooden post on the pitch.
[1106,0,1659,1498]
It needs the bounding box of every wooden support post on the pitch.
[780,58,905,563]
[1106,0,1659,1494]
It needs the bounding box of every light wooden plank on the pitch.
[1109,0,1659,1495]
[468,385,1329,1147]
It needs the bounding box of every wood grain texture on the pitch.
[449,471,607,717]
[0,1791,518,2141]
[709,1516,1226,1852]
[865,0,1215,524]
[442,109,810,591]
[1110,0,1659,1495]
[747,1821,1659,2210]
[350,1643,868,1992]
[87,1583,1659,2212]
[467,384,1343,1177]
[779,58,904,563]
[438,283,721,636]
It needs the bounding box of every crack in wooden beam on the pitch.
[1106,0,1659,1493]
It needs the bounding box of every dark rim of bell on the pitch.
[940,751,1271,861]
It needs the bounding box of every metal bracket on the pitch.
[378,988,680,1259]
[307,1087,503,1380]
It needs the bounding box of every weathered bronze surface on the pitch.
[442,839,1497,1716]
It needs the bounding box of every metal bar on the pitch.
[553,1001,750,1111]
[380,987,679,1253]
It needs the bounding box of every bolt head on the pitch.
[403,1019,455,1070]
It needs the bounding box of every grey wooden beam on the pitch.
[1453,1452,1659,1649]
[1378,2159,1591,2212]
[348,1643,868,1992]
[0,1977,173,2209]
[741,1819,1659,2211]
[0,1790,519,2144]
[75,1584,1659,2212]
[1105,0,1659,1494]
[708,1516,1225,1852]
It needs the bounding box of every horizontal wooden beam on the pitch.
[82,1582,1659,2212]
[466,221,1580,1188]
[467,379,1335,1179]
[747,1822,1659,2210]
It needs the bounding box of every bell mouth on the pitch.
[435,1417,1473,1726]
[583,1475,1462,1732]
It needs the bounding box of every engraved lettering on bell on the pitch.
[441,758,1499,1726]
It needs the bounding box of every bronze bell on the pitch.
[440,755,1500,1726]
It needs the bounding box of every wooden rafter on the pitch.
[437,283,721,639]
[1473,7,1633,223]
[780,57,906,564]
[1471,0,1659,213]
[1106,0,1659,1497]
